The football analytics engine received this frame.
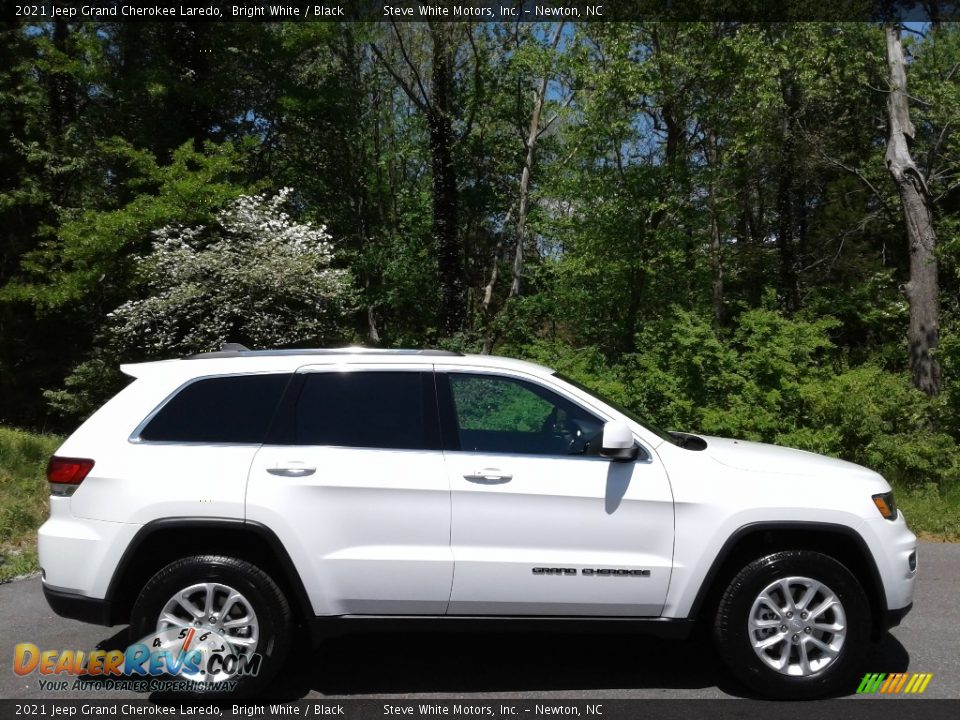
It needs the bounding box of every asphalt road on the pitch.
[1,541,957,701]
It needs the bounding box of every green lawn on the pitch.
[895,481,960,542]
[0,426,61,582]
[0,426,955,583]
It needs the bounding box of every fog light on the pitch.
[908,550,917,572]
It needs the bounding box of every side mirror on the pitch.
[600,420,639,462]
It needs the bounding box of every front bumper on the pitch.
[884,601,913,631]
[860,511,917,614]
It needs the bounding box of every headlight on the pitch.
[872,491,897,521]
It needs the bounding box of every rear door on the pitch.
[246,364,453,615]
[439,368,674,616]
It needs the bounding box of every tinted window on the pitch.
[448,374,604,455]
[139,374,291,443]
[295,372,436,450]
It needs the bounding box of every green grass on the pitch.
[0,426,62,582]
[895,481,960,542]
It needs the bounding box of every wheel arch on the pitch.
[687,521,888,640]
[104,517,313,629]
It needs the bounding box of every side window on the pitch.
[138,374,291,444]
[447,374,604,456]
[294,371,437,450]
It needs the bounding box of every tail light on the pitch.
[47,457,95,497]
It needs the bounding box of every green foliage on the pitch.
[452,375,554,432]
[106,188,356,355]
[1,21,960,540]
[780,367,960,487]
[895,482,960,541]
[512,307,960,496]
[42,358,127,422]
[3,139,255,311]
[0,426,61,581]
[603,307,840,441]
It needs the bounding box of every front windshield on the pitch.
[552,372,682,446]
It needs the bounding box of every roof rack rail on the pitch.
[184,344,463,359]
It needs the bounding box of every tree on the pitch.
[479,21,576,353]
[885,25,941,395]
[509,22,568,302]
[0,21,109,427]
[372,23,478,334]
[106,188,355,355]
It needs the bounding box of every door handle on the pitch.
[464,469,512,484]
[267,464,316,477]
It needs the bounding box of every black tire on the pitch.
[130,555,292,698]
[714,550,871,699]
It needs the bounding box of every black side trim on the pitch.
[264,373,306,445]
[434,371,461,451]
[884,602,912,630]
[421,371,443,451]
[104,517,313,626]
[687,521,888,624]
[43,584,115,626]
[310,615,694,642]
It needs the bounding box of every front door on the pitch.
[439,369,674,616]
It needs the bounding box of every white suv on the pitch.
[39,346,917,698]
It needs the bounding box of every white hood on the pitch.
[700,435,880,480]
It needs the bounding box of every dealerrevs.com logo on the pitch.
[13,626,261,693]
[857,672,934,695]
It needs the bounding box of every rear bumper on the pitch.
[42,583,117,627]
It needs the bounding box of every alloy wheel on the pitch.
[156,582,260,682]
[747,575,847,677]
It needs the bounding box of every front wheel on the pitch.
[714,550,871,699]
[130,555,292,697]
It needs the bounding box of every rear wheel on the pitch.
[714,550,871,699]
[130,555,292,697]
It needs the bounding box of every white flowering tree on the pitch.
[107,188,355,354]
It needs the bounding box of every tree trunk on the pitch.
[366,307,380,342]
[44,21,75,206]
[776,76,801,312]
[370,25,467,335]
[509,135,537,299]
[509,22,564,299]
[428,28,464,334]
[479,24,564,354]
[705,131,725,326]
[479,217,508,355]
[885,25,941,395]
[481,232,505,316]
[710,206,725,325]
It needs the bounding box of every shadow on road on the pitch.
[863,630,911,675]
[258,627,914,700]
[269,630,747,699]
[83,625,911,700]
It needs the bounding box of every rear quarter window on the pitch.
[137,374,292,444]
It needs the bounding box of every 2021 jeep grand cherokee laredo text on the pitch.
[39,346,917,698]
